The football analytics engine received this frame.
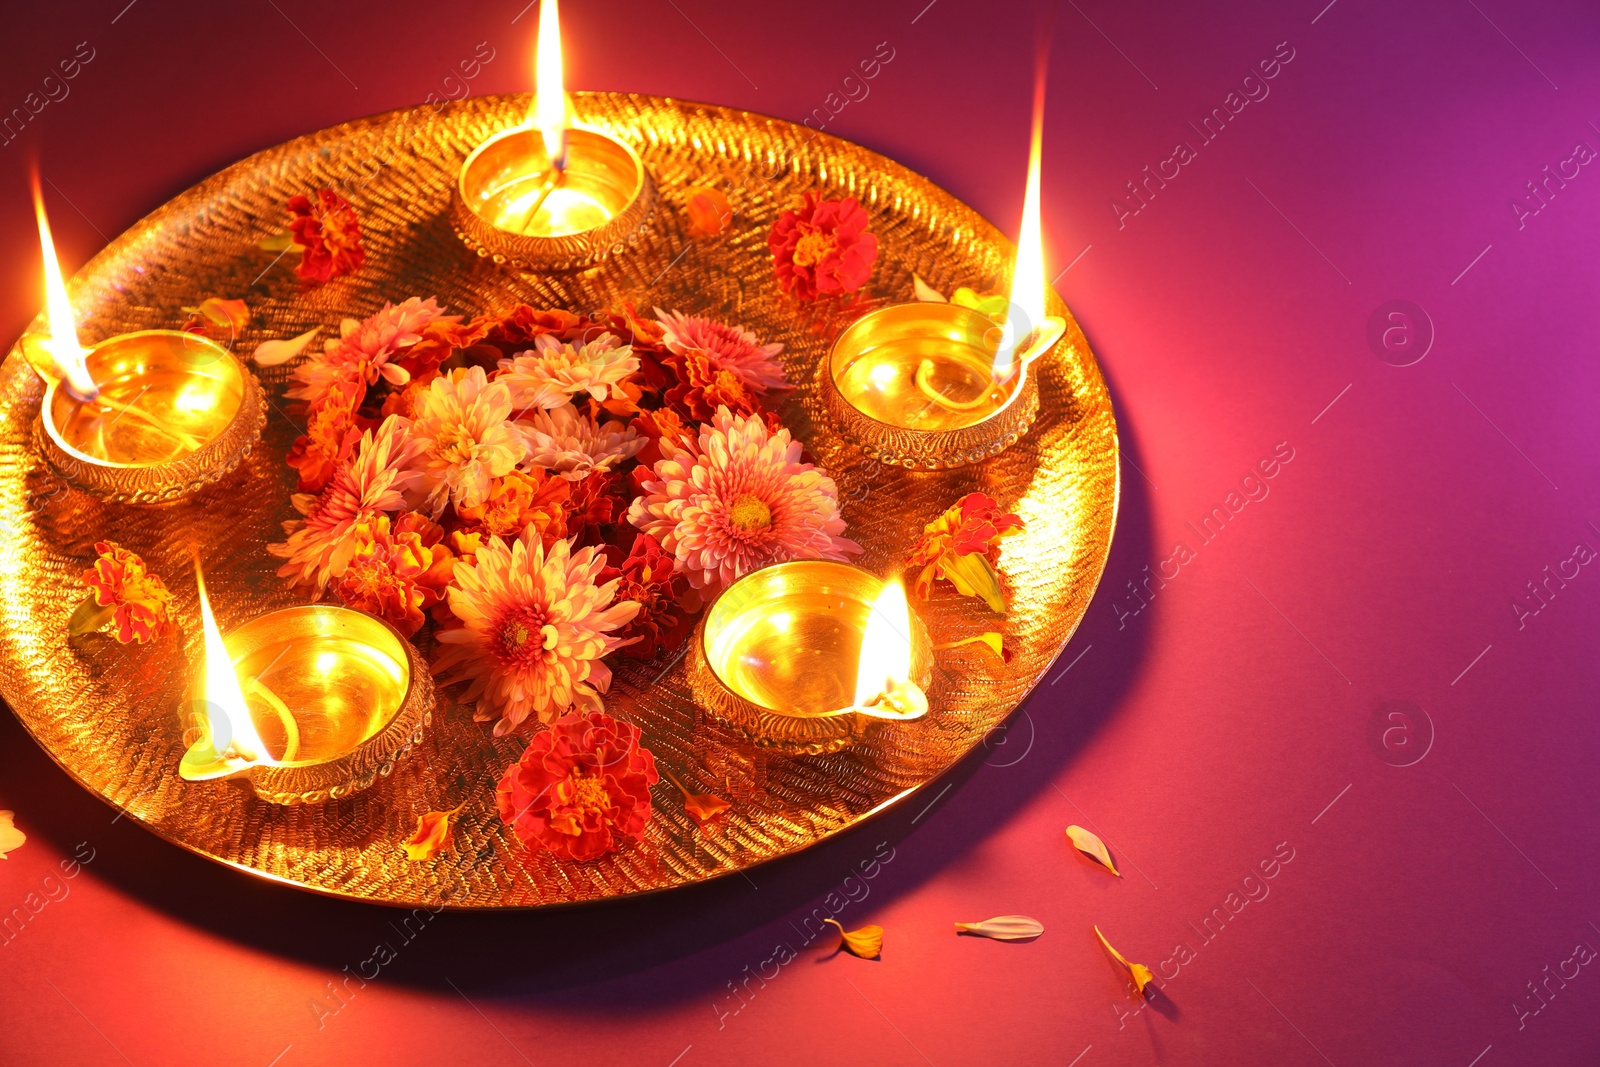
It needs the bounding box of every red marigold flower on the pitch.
[664,346,764,423]
[285,380,371,493]
[453,468,571,547]
[563,469,624,546]
[768,192,878,301]
[904,492,1024,612]
[599,533,693,660]
[332,512,456,637]
[80,542,174,644]
[289,189,365,287]
[495,709,659,861]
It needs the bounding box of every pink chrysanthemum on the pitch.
[654,308,789,395]
[409,367,526,517]
[628,407,861,592]
[286,297,452,409]
[518,403,645,480]
[497,333,640,412]
[268,415,424,593]
[434,529,640,735]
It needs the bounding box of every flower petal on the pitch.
[824,918,882,959]
[254,327,321,367]
[1066,825,1121,877]
[0,811,25,858]
[403,804,464,861]
[913,274,947,302]
[954,915,1044,941]
[1094,925,1154,996]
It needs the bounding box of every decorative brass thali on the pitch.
[0,93,1118,908]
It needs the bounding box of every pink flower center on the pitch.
[792,230,836,268]
[727,493,772,532]
[495,604,550,667]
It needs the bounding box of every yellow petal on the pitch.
[824,917,883,959]
[1094,925,1154,996]
[0,811,23,858]
[912,274,947,302]
[1066,825,1120,876]
[253,327,320,367]
[403,804,463,862]
[933,632,1005,660]
[954,915,1043,941]
[938,552,1007,612]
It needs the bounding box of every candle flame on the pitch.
[194,561,266,765]
[854,577,914,707]
[994,67,1049,384]
[30,173,98,400]
[534,0,568,168]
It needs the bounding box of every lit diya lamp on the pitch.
[686,561,933,754]
[20,179,265,504]
[452,0,655,272]
[819,80,1067,470]
[179,562,434,805]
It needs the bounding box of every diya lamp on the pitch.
[452,0,655,272]
[179,562,434,805]
[687,561,933,754]
[21,180,265,505]
[819,83,1067,470]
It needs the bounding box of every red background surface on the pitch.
[3,1,1599,1064]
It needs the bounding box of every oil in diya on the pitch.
[687,561,932,754]
[819,75,1066,470]
[24,181,264,503]
[180,567,434,806]
[452,0,654,271]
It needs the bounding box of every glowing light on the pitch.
[30,173,98,400]
[853,577,913,707]
[195,561,265,764]
[994,70,1049,384]
[534,0,568,167]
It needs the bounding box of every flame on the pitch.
[533,0,568,167]
[30,174,98,400]
[994,69,1049,384]
[194,561,266,765]
[854,577,914,707]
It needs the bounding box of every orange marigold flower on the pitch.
[81,542,174,644]
[454,469,571,547]
[598,303,674,400]
[332,513,456,637]
[289,189,365,287]
[905,493,1023,612]
[286,381,370,493]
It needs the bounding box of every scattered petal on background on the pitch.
[195,297,250,334]
[912,274,946,302]
[1094,925,1154,996]
[684,186,733,236]
[258,231,295,252]
[954,915,1044,941]
[933,632,1005,660]
[824,917,883,959]
[253,327,321,367]
[1066,825,1120,877]
[403,803,464,861]
[664,771,732,827]
[0,811,25,858]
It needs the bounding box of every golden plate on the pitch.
[0,93,1118,908]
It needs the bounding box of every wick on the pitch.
[245,676,301,763]
[85,392,206,452]
[913,357,999,413]
[511,161,568,234]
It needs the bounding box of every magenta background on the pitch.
[2,1,1598,1064]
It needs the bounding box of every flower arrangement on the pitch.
[266,295,868,857]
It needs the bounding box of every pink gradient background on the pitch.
[2,1,1599,1064]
